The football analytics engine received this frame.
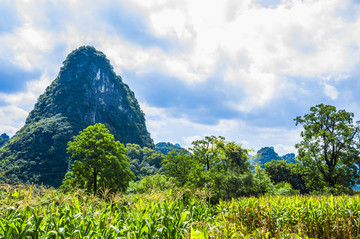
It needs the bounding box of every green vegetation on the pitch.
[155,142,187,155]
[126,143,164,180]
[0,46,153,188]
[264,160,308,194]
[295,104,360,193]
[1,45,360,237]
[1,183,360,238]
[0,115,73,187]
[62,123,133,195]
[162,136,264,200]
[0,134,9,147]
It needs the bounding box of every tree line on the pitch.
[61,104,360,198]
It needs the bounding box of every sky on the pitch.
[1,0,360,155]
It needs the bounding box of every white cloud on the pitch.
[126,0,360,112]
[3,0,360,106]
[181,136,202,148]
[0,74,51,109]
[274,144,296,156]
[323,83,338,100]
[140,99,301,152]
[1,0,360,154]
[0,74,52,136]
[0,105,28,136]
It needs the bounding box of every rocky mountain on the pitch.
[0,46,153,187]
[254,146,296,167]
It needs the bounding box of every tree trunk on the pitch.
[93,168,97,196]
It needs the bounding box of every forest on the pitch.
[1,103,360,238]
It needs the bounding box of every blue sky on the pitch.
[1,0,360,155]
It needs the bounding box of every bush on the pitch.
[126,174,174,194]
[270,182,300,196]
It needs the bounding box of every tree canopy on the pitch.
[264,160,308,194]
[126,143,164,180]
[64,123,133,195]
[161,136,270,200]
[295,104,360,192]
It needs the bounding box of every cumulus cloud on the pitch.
[1,0,360,153]
[274,144,296,156]
[0,105,28,136]
[127,0,360,112]
[181,136,202,148]
[323,83,338,100]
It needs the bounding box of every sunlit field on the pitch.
[1,183,359,239]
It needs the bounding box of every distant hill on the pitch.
[0,46,153,187]
[155,142,188,155]
[254,146,296,167]
[0,133,9,147]
[281,153,296,164]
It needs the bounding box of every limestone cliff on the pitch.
[0,46,153,187]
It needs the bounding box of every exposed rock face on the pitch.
[0,46,153,187]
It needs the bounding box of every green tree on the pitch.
[126,143,164,180]
[162,151,194,187]
[224,142,251,173]
[65,123,133,195]
[294,104,360,192]
[265,160,308,194]
[190,136,228,193]
[191,136,227,171]
[190,136,255,200]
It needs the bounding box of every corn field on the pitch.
[0,183,359,238]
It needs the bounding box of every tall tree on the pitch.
[191,136,226,171]
[224,142,251,173]
[65,123,133,195]
[190,136,256,199]
[294,104,360,191]
[162,151,193,187]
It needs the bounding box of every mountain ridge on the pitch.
[0,46,153,187]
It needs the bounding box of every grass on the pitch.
[0,183,360,238]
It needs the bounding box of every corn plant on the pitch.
[1,183,360,239]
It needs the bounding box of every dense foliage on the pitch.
[126,143,164,180]
[1,183,360,238]
[295,104,360,193]
[265,160,308,194]
[0,134,9,147]
[155,142,187,155]
[161,136,278,200]
[62,123,133,195]
[0,115,73,187]
[0,46,153,187]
